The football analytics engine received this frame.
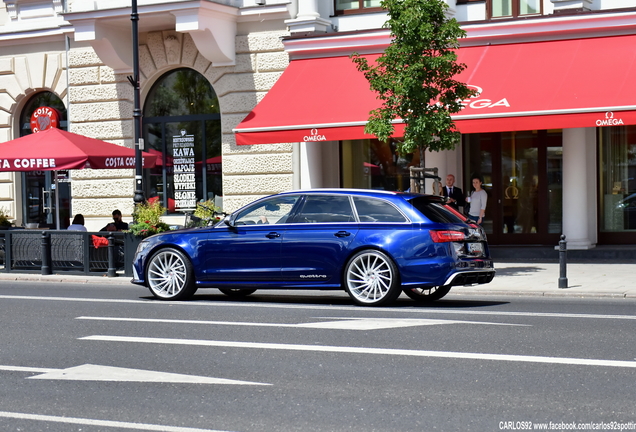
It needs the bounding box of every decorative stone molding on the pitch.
[550,0,592,12]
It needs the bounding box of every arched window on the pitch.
[143,68,222,213]
[19,92,70,228]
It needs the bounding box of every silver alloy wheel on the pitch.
[147,249,193,299]
[345,250,399,305]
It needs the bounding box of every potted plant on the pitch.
[128,200,171,238]
[0,208,13,229]
[185,200,222,228]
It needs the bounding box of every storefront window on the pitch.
[599,126,636,232]
[341,139,419,192]
[143,68,221,213]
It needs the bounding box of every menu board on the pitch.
[172,130,196,211]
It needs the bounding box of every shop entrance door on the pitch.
[463,130,563,245]
[23,171,71,228]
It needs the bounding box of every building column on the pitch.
[562,128,596,249]
[299,141,323,189]
[285,0,331,34]
[424,149,448,195]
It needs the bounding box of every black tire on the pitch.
[146,248,197,300]
[343,249,401,306]
[402,285,452,302]
[218,288,257,297]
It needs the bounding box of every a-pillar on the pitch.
[561,128,596,249]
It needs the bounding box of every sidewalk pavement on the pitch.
[0,262,634,299]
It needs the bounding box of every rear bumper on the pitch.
[444,269,496,286]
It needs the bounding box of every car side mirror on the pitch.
[224,217,235,228]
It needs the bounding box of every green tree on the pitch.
[351,0,475,166]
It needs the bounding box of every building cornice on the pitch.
[284,10,636,59]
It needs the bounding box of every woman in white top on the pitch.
[467,175,487,225]
[67,214,87,231]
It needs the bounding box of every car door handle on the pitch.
[266,232,281,239]
[334,231,351,238]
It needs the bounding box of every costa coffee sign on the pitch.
[30,106,60,133]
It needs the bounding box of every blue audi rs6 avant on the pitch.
[131,189,495,306]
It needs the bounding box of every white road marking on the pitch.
[2,294,636,321]
[0,365,57,373]
[77,316,529,330]
[0,410,232,432]
[0,364,268,385]
[81,335,636,369]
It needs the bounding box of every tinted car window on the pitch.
[353,197,407,222]
[234,195,299,225]
[295,195,355,223]
[409,196,466,224]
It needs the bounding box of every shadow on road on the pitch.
[494,266,545,277]
[140,291,509,309]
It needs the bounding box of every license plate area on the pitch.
[466,242,484,256]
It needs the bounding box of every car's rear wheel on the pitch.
[344,250,401,306]
[402,285,451,302]
[146,248,197,300]
[218,288,257,297]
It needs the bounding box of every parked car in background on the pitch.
[131,189,495,306]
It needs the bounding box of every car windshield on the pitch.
[408,196,467,224]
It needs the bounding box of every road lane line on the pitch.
[76,316,530,329]
[0,365,57,373]
[81,335,636,369]
[2,294,636,321]
[0,411,232,432]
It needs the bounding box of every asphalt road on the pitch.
[0,281,635,432]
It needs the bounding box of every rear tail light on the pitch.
[430,230,466,243]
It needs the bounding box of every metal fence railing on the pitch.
[0,230,140,277]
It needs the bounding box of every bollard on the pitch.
[558,234,568,288]
[41,231,52,275]
[107,232,117,278]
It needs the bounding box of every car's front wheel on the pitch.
[344,250,401,306]
[402,285,451,302]
[146,248,197,300]
[218,288,257,297]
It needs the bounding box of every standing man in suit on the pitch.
[442,174,465,211]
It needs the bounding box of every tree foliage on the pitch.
[351,0,475,161]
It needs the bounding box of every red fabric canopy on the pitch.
[0,128,157,171]
[234,34,636,145]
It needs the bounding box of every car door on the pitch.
[280,194,359,284]
[200,195,300,281]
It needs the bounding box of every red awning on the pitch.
[234,34,636,145]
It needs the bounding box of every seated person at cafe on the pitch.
[100,209,129,232]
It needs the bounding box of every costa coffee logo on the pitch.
[460,85,510,110]
[304,128,327,142]
[30,106,60,133]
[596,111,624,126]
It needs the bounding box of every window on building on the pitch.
[599,125,636,234]
[335,0,383,15]
[142,68,222,214]
[490,0,541,19]
[341,138,419,192]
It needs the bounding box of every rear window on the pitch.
[353,197,407,223]
[408,196,467,224]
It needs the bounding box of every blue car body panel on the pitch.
[131,189,495,292]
